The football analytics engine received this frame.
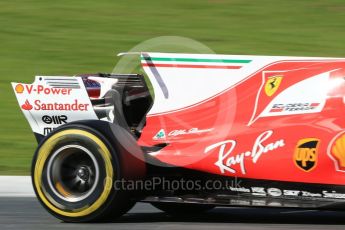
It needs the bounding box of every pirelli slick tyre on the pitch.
[151,203,215,216]
[31,124,140,222]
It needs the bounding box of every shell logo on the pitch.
[15,84,24,94]
[329,132,345,172]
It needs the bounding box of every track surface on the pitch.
[1,198,345,230]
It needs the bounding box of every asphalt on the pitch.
[1,198,345,230]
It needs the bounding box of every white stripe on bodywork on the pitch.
[142,52,338,116]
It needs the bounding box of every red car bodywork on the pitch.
[138,60,345,186]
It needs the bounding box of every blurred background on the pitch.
[1,0,345,175]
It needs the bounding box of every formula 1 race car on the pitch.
[12,52,345,222]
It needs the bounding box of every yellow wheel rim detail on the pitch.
[34,129,113,218]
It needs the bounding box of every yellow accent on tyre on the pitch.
[33,129,113,218]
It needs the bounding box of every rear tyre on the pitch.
[151,203,214,216]
[32,125,137,222]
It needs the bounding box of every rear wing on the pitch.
[12,73,152,139]
[12,76,98,136]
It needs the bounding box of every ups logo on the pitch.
[294,138,320,172]
[264,76,283,97]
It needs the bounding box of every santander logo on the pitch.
[204,130,285,175]
[21,100,33,111]
[20,99,89,111]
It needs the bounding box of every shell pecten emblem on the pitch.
[15,84,24,93]
[330,133,345,171]
[264,76,283,97]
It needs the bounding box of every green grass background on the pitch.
[1,0,345,174]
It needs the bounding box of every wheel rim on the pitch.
[46,145,100,203]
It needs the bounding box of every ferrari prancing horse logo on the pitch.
[264,76,283,97]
